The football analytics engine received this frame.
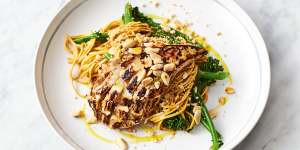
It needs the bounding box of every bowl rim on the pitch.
[34,0,271,149]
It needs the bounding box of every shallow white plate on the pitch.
[35,0,270,149]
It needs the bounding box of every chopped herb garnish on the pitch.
[104,52,113,60]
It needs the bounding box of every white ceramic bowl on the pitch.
[35,0,270,149]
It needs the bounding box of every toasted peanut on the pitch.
[150,64,163,70]
[128,47,142,55]
[194,110,201,125]
[86,115,97,124]
[153,70,162,77]
[225,87,235,94]
[142,77,153,86]
[149,52,163,64]
[145,47,160,53]
[122,39,137,49]
[144,42,153,47]
[116,138,128,150]
[163,63,176,72]
[143,56,153,68]
[209,108,218,119]
[154,81,160,89]
[193,105,201,113]
[161,72,170,86]
[218,96,228,106]
[72,109,84,118]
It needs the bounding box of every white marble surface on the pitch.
[0,0,299,149]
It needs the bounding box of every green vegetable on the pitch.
[200,97,223,150]
[195,56,227,94]
[122,3,134,24]
[131,6,161,29]
[200,57,224,73]
[198,71,228,80]
[191,56,226,149]
[162,115,188,130]
[103,52,112,60]
[74,32,109,44]
[122,3,202,48]
[192,87,223,150]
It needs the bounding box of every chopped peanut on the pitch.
[225,86,235,94]
[72,109,84,118]
[116,138,128,150]
[163,63,176,72]
[161,72,170,86]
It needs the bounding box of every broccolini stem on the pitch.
[73,32,108,44]
[122,3,134,24]
[199,98,222,150]
[198,71,228,80]
[192,87,223,150]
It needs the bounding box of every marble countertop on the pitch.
[0,0,299,149]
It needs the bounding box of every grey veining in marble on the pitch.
[0,0,299,149]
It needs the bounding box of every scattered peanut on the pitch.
[72,109,84,118]
[163,63,176,72]
[143,56,153,68]
[154,81,160,89]
[152,70,162,77]
[209,108,219,119]
[193,105,201,113]
[142,77,153,86]
[150,64,163,70]
[225,86,235,94]
[194,110,202,125]
[149,52,163,64]
[218,96,228,106]
[161,72,170,86]
[144,42,153,47]
[145,47,160,53]
[116,138,128,150]
[122,39,137,49]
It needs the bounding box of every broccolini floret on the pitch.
[162,116,188,130]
